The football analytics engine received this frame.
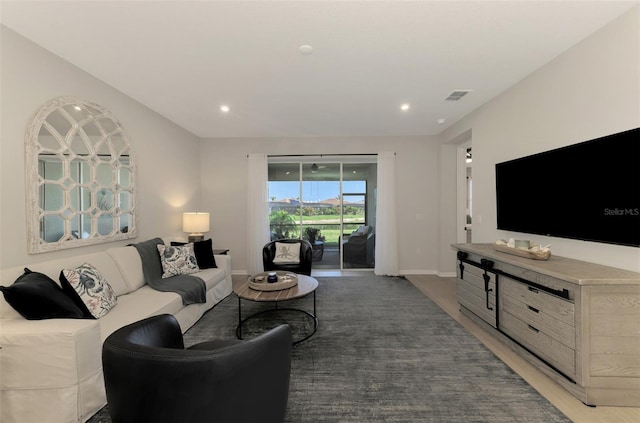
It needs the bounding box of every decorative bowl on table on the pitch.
[248,271,298,291]
[493,240,551,261]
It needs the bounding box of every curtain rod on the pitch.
[265,153,397,158]
[247,153,396,158]
[267,153,380,158]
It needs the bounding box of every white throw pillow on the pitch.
[157,244,200,278]
[272,242,301,264]
[60,263,117,319]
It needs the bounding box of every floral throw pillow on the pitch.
[60,263,117,319]
[157,243,200,278]
[273,242,301,264]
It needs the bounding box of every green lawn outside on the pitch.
[302,215,364,244]
[299,214,361,222]
[273,214,365,245]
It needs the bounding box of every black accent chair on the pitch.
[263,239,313,276]
[102,314,292,423]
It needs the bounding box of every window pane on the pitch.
[268,163,300,240]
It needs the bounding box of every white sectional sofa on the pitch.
[0,242,232,423]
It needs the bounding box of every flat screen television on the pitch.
[495,127,640,248]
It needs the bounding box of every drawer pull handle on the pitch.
[527,305,540,313]
[528,287,539,294]
[527,325,540,333]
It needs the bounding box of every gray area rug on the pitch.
[88,276,571,422]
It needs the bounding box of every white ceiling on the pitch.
[1,0,637,139]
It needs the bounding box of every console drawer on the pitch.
[501,310,576,377]
[501,276,574,327]
[500,294,575,349]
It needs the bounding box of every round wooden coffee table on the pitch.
[234,274,318,344]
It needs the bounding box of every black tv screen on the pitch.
[495,127,640,247]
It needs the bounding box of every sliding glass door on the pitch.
[341,163,376,269]
[268,159,377,270]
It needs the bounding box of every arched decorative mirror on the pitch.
[26,97,136,253]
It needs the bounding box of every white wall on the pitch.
[0,27,202,270]
[439,7,640,272]
[4,7,637,275]
[199,136,440,275]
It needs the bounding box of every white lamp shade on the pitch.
[183,212,210,233]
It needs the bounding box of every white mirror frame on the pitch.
[26,97,137,253]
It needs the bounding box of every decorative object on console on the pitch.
[0,268,86,320]
[183,212,210,242]
[25,96,137,253]
[514,239,530,249]
[494,239,551,260]
[157,244,200,278]
[171,238,217,269]
[60,263,118,319]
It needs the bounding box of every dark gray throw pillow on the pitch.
[171,238,217,269]
[0,268,86,320]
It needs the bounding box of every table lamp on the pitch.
[183,212,209,242]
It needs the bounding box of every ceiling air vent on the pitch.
[445,90,472,101]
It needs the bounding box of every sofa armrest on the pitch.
[1,319,101,388]
[214,254,232,288]
[1,318,105,423]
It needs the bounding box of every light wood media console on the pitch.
[452,243,640,406]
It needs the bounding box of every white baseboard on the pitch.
[234,269,457,278]
[400,269,437,275]
[401,270,456,278]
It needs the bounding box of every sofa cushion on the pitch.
[106,246,145,292]
[192,267,227,291]
[97,287,184,341]
[0,268,86,320]
[60,263,118,319]
[171,239,217,269]
[157,244,199,278]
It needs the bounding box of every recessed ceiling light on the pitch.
[437,118,446,124]
[299,44,314,55]
[400,104,410,111]
[73,105,82,111]
[220,105,230,113]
